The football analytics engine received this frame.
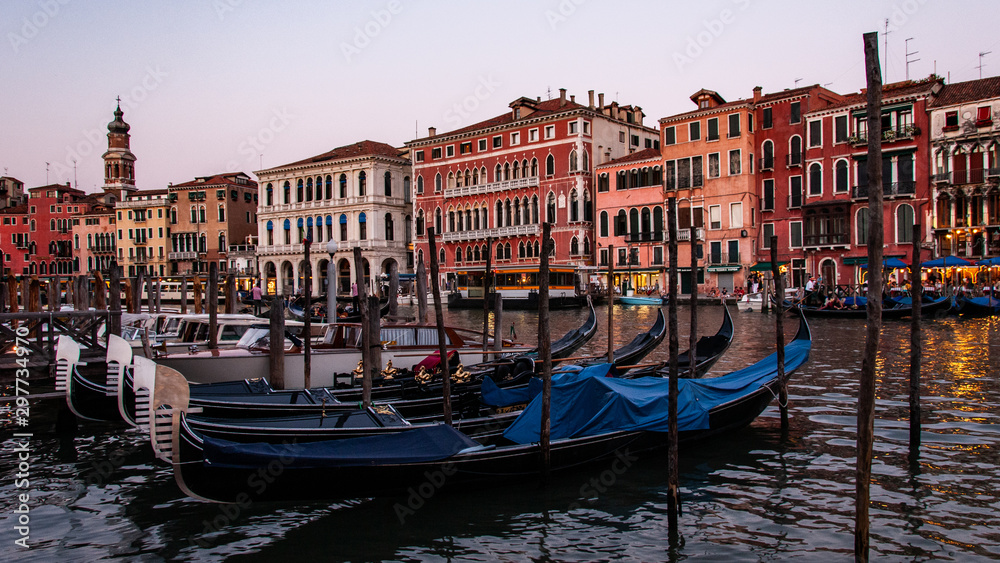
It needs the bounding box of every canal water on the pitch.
[2,304,999,561]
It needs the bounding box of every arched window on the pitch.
[199,205,206,223]
[496,201,504,228]
[513,198,521,226]
[835,159,849,193]
[531,196,539,223]
[219,232,226,252]
[531,158,538,177]
[583,190,593,221]
[615,210,627,236]
[218,204,225,222]
[404,215,411,243]
[447,171,456,189]
[790,135,802,165]
[547,192,556,223]
[496,243,503,260]
[416,175,424,194]
[641,207,651,234]
[456,247,462,263]
[358,171,367,196]
[416,210,425,235]
[546,154,555,176]
[440,248,446,266]
[384,171,392,196]
[266,183,273,205]
[305,178,313,202]
[340,214,348,241]
[518,242,525,258]
[385,213,394,240]
[339,174,348,198]
[511,163,518,180]
[762,140,774,169]
[629,208,640,235]
[600,211,609,237]
[571,237,579,255]
[534,240,540,257]
[503,163,511,181]
[856,208,868,245]
[297,179,304,202]
[448,209,456,232]
[358,212,367,240]
[570,190,579,221]
[653,206,664,233]
[809,162,822,195]
[466,246,473,262]
[283,181,291,204]
[583,237,590,255]
[505,199,512,226]
[435,208,442,233]
[896,204,914,243]
[569,150,578,171]
[474,245,481,261]
[434,173,442,192]
[325,175,333,199]
[403,176,411,202]
[504,242,512,260]
[495,164,502,182]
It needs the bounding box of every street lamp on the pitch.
[326,239,338,327]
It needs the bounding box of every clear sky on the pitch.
[1,0,996,192]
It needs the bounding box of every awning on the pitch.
[860,257,908,269]
[749,261,787,272]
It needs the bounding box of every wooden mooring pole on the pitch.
[909,222,922,459]
[180,275,188,314]
[388,261,399,319]
[689,227,698,380]
[856,30,884,563]
[771,238,788,430]
[539,223,553,480]
[109,262,121,338]
[193,276,203,315]
[607,244,615,364]
[416,256,428,324]
[666,197,680,530]
[93,271,107,311]
[482,236,493,352]
[493,294,504,352]
[303,240,312,389]
[268,296,285,389]
[355,247,373,408]
[427,228,452,426]
[208,264,219,350]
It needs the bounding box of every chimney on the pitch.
[753,86,762,103]
[570,95,575,104]
[559,88,567,107]
[428,126,436,137]
[588,90,595,109]
[598,93,605,109]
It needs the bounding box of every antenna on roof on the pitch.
[794,78,803,87]
[905,38,920,80]
[546,87,552,100]
[73,159,77,188]
[45,162,50,185]
[978,51,992,79]
[883,19,892,82]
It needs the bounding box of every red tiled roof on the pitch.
[129,188,168,196]
[171,173,258,189]
[756,85,819,105]
[598,148,661,168]
[426,98,588,139]
[28,183,84,195]
[279,140,404,168]
[930,76,1000,107]
[660,98,751,123]
[0,204,28,214]
[822,76,943,110]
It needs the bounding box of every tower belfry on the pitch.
[102,99,137,198]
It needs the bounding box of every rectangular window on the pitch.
[790,221,803,248]
[664,126,676,145]
[630,134,639,146]
[708,153,720,178]
[492,136,502,148]
[677,159,691,189]
[762,223,774,248]
[809,120,822,147]
[600,248,608,267]
[446,145,455,157]
[689,121,700,141]
[790,101,801,124]
[835,115,848,143]
[431,147,442,159]
[664,160,676,190]
[415,151,425,162]
[569,121,578,134]
[728,114,741,138]
[583,121,590,134]
[709,205,722,230]
[707,117,719,141]
[619,131,626,143]
[476,139,486,151]
[977,106,992,125]
[944,111,959,129]
[510,132,520,145]
[460,142,472,155]
[789,176,802,208]
[653,246,663,265]
[529,128,538,142]
[728,149,741,175]
[730,202,743,229]
[763,107,773,129]
[762,179,775,210]
[545,125,555,139]
[692,156,703,187]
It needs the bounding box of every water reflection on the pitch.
[1,304,998,560]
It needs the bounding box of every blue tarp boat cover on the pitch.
[480,364,615,407]
[503,338,811,445]
[201,424,479,469]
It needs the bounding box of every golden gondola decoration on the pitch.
[380,360,399,380]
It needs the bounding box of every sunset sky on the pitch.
[2,0,996,191]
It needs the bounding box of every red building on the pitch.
[794,77,939,287]
[407,89,658,294]
[0,183,90,275]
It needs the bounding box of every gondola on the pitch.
[954,294,1000,316]
[166,314,811,502]
[587,308,666,369]
[527,296,598,359]
[55,335,126,422]
[625,304,735,379]
[788,294,951,319]
[286,296,390,323]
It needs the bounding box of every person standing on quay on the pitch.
[252,282,263,316]
[351,281,359,312]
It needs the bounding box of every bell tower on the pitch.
[102,98,137,199]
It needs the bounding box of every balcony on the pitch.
[932,172,951,184]
[168,251,198,260]
[848,124,920,147]
[89,245,116,254]
[759,157,775,171]
[262,194,406,213]
[851,181,916,199]
[788,193,803,208]
[444,176,539,199]
[132,255,150,264]
[707,252,741,265]
[786,153,803,167]
[804,233,849,247]
[257,243,305,256]
[949,168,989,185]
[625,231,664,243]
[441,223,540,242]
[227,244,256,258]
[989,167,1000,178]
[676,228,705,242]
